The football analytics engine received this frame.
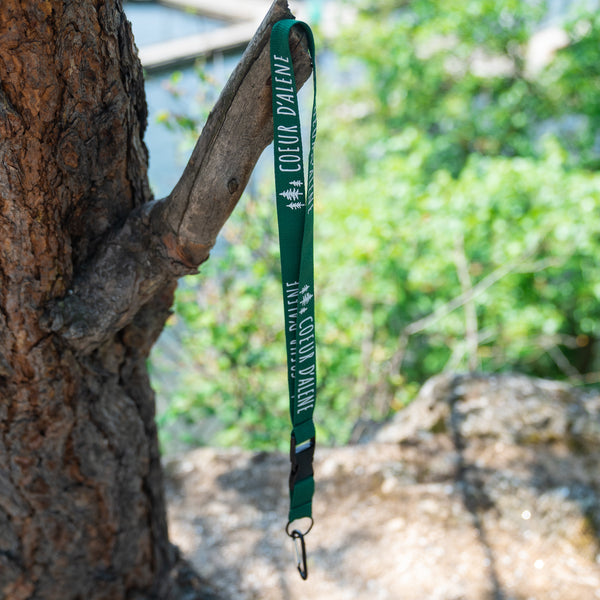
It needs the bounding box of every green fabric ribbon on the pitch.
[270,19,317,527]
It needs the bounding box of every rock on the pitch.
[374,372,600,448]
[165,373,600,600]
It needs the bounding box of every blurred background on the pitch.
[124,0,600,455]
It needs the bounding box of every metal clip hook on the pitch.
[290,529,308,580]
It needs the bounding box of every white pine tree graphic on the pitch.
[300,292,313,306]
[280,188,302,202]
[280,185,305,210]
[299,307,308,315]
[289,180,303,187]
[301,285,310,295]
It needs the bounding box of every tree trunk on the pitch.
[1,1,176,598]
[0,1,311,598]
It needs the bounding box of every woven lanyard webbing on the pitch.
[270,18,317,561]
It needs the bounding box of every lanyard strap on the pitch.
[270,19,317,551]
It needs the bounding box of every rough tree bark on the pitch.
[0,1,311,598]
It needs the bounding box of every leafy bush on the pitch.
[152,0,600,451]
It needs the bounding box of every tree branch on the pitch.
[42,0,312,354]
[453,233,478,372]
[150,0,312,267]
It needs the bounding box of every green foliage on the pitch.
[152,191,293,450]
[152,0,600,451]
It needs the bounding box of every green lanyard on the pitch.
[270,19,317,579]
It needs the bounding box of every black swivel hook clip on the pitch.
[286,517,313,580]
[290,529,308,580]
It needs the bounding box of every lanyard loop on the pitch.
[270,19,317,577]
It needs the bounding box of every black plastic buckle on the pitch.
[289,434,315,492]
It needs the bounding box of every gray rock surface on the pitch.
[165,373,600,599]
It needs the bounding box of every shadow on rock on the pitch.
[165,372,600,600]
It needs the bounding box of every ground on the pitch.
[165,373,600,599]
